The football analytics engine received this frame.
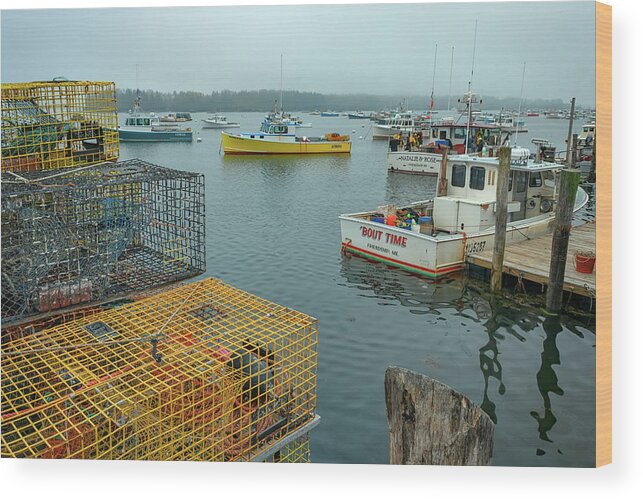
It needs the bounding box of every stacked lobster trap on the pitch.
[1,279,318,461]
[1,159,206,324]
[1,80,119,173]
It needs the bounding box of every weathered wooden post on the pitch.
[490,147,512,292]
[565,97,576,165]
[385,367,494,465]
[571,133,579,168]
[545,168,581,313]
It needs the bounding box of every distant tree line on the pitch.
[116,88,577,113]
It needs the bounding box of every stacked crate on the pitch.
[1,279,318,461]
[1,81,205,325]
[1,159,205,324]
[2,80,119,172]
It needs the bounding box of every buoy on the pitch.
[359,136,363,139]
[352,130,356,133]
[197,137,202,142]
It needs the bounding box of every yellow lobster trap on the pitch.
[1,80,119,173]
[1,278,318,462]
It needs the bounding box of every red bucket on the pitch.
[575,252,596,274]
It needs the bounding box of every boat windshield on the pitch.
[260,122,289,134]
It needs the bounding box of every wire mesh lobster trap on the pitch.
[1,278,318,462]
[1,80,119,173]
[1,159,205,324]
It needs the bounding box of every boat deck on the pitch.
[467,222,596,297]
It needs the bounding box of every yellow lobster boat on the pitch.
[221,122,351,155]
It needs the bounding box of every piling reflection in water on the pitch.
[337,255,596,466]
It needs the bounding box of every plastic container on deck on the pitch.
[372,217,385,224]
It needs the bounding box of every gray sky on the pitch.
[1,2,596,104]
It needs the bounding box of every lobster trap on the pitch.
[1,159,206,324]
[1,80,119,173]
[1,278,318,461]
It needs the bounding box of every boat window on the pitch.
[451,164,466,187]
[469,166,486,190]
[515,171,528,193]
[508,173,513,191]
[439,130,447,140]
[454,128,465,139]
[136,118,144,126]
[529,173,543,188]
[144,118,150,126]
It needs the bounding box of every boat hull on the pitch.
[203,122,241,129]
[387,151,442,175]
[221,132,351,154]
[339,215,554,278]
[117,129,193,142]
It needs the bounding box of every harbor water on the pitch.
[119,112,596,467]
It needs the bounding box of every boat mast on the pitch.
[430,43,438,115]
[279,54,283,115]
[447,46,454,111]
[465,20,478,154]
[514,61,526,147]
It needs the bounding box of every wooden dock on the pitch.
[467,222,596,297]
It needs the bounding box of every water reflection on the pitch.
[338,252,465,308]
[337,254,596,465]
[530,316,564,445]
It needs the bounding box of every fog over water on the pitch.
[2,2,595,105]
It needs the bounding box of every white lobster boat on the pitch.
[340,148,588,279]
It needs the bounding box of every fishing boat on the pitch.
[348,112,369,119]
[221,121,351,154]
[386,120,507,174]
[340,147,588,278]
[372,111,418,139]
[202,114,241,128]
[160,112,192,122]
[320,111,340,117]
[117,96,193,142]
[265,111,312,128]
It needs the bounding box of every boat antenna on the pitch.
[465,19,478,154]
[514,61,527,147]
[430,43,438,115]
[447,46,454,111]
[134,63,141,112]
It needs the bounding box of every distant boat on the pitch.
[347,112,369,120]
[320,112,340,117]
[221,121,351,155]
[372,111,418,139]
[117,95,193,142]
[265,111,312,128]
[202,114,240,128]
[160,112,192,122]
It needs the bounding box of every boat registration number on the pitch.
[465,240,487,254]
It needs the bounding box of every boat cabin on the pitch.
[124,115,160,127]
[259,121,291,135]
[421,123,504,154]
[431,150,558,234]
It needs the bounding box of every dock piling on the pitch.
[490,147,512,292]
[565,97,576,165]
[545,168,581,313]
[572,133,579,168]
[384,367,494,465]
